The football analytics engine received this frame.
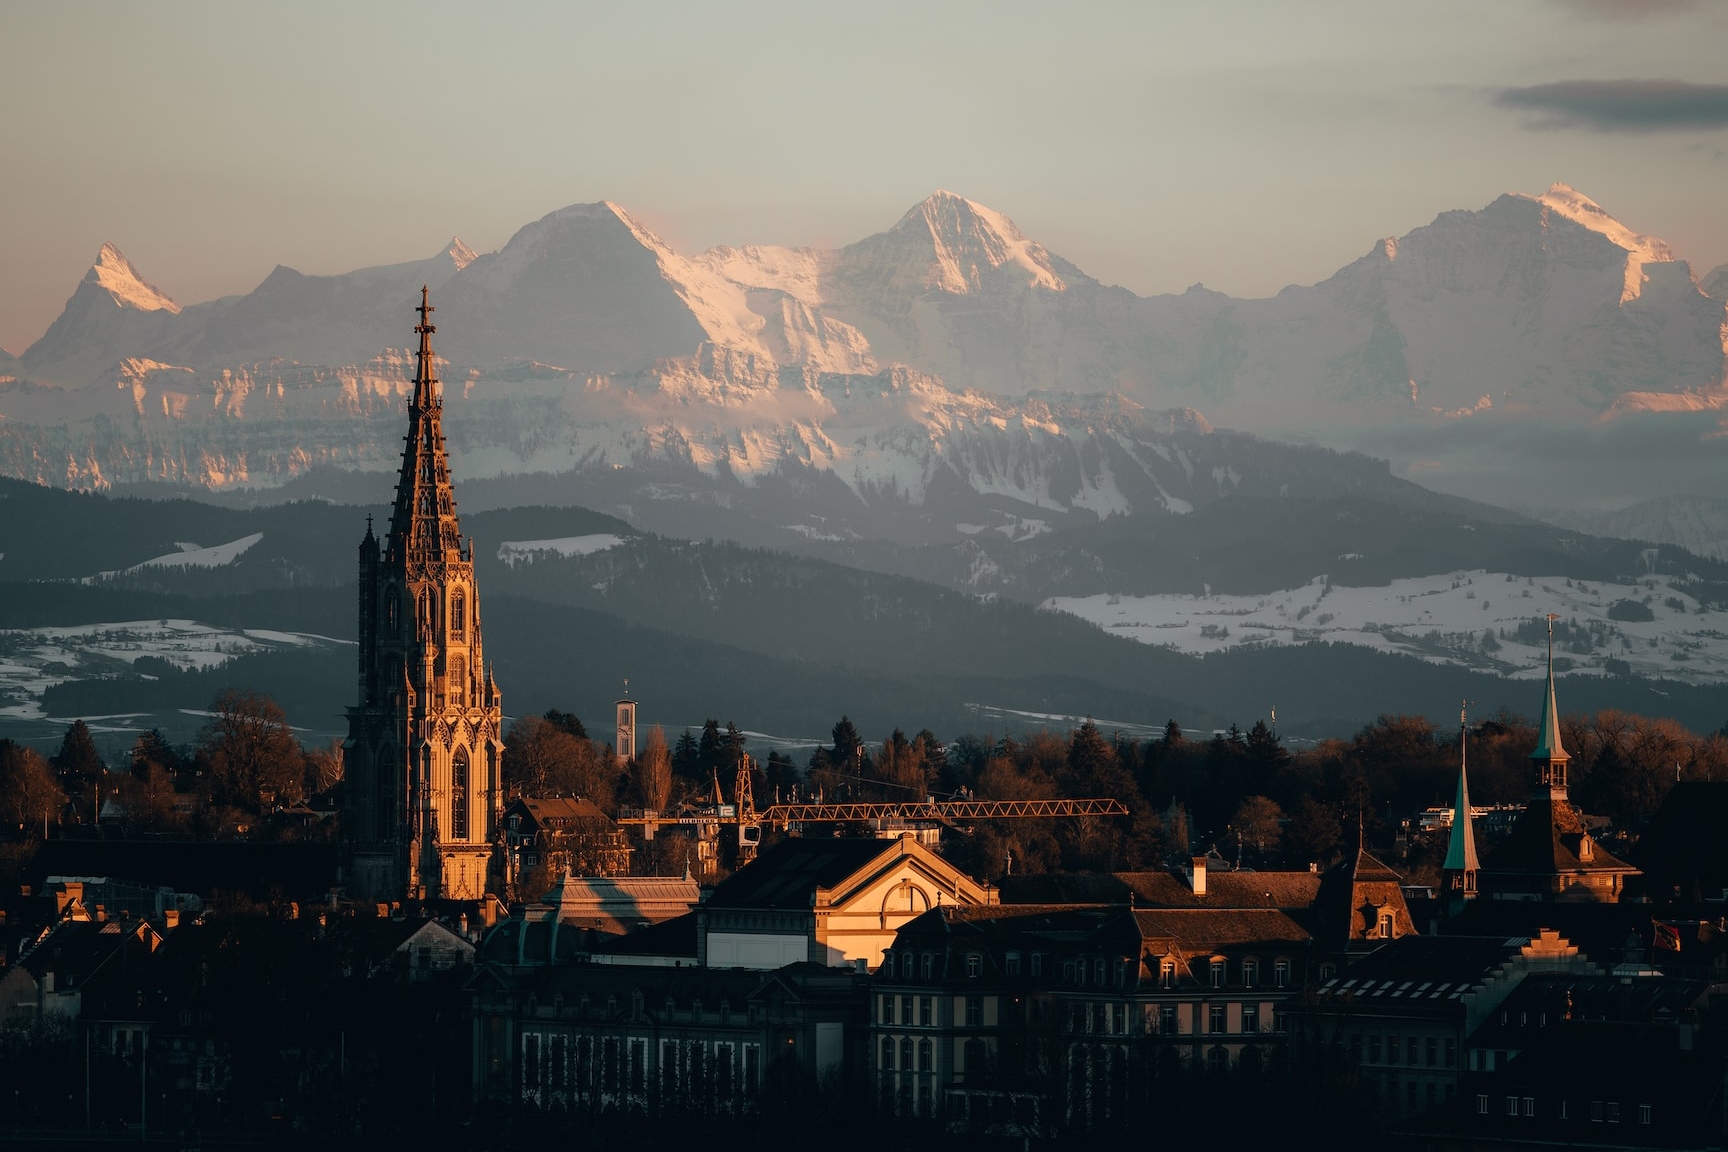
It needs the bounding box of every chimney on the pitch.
[162,909,179,930]
[1190,856,1207,897]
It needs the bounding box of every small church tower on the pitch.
[615,688,637,764]
[1480,615,1639,902]
[344,288,504,902]
[1441,701,1479,909]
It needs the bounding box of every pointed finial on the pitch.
[1532,612,1569,766]
[412,286,438,409]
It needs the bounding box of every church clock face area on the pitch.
[343,287,505,903]
[616,698,636,762]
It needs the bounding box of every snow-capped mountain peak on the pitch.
[87,243,181,314]
[445,237,478,271]
[1521,182,1678,303]
[847,190,1067,296]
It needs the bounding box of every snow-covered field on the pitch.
[496,534,624,566]
[1047,569,1728,686]
[0,619,352,723]
[82,533,264,583]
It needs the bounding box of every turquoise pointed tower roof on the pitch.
[1531,614,1569,764]
[1443,703,1479,874]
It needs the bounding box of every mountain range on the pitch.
[4,183,1728,748]
[2,185,1723,534]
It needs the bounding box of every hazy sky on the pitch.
[2,0,1725,354]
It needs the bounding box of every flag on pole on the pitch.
[1654,921,1682,952]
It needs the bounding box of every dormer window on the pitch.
[1160,958,1176,988]
[1379,911,1395,938]
[1210,959,1225,988]
[966,953,982,978]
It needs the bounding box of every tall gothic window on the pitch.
[451,747,470,841]
[486,745,498,839]
[450,655,467,706]
[452,591,466,640]
[386,588,400,635]
[375,748,395,840]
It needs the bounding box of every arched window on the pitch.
[486,745,498,839]
[418,591,432,633]
[450,655,467,705]
[375,749,395,841]
[386,588,400,635]
[451,747,470,841]
[452,591,466,640]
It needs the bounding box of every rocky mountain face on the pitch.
[1552,495,1728,563]
[4,185,1724,546]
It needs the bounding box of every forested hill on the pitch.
[0,479,1724,754]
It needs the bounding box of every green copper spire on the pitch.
[1443,701,1479,876]
[1531,613,1569,766]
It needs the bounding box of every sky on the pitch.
[2,0,1726,355]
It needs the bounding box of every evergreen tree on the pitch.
[129,728,181,783]
[51,719,104,800]
[721,722,748,771]
[672,729,700,781]
[697,720,723,777]
[544,709,588,740]
[830,716,863,775]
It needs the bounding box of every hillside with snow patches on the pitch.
[1049,567,1728,687]
[1,184,1724,548]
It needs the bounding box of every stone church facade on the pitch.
[344,289,503,901]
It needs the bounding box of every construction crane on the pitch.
[616,750,1130,865]
[750,797,1129,828]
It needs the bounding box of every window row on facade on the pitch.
[520,1030,762,1109]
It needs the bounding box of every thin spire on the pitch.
[1443,700,1479,875]
[1531,612,1569,765]
[413,285,438,409]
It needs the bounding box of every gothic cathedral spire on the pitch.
[344,288,503,902]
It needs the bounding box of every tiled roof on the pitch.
[1131,908,1311,949]
[1483,791,1637,877]
[1313,934,1524,999]
[591,912,698,958]
[706,838,896,909]
[1002,869,1324,910]
[511,796,618,827]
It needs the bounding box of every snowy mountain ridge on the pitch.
[3,183,1724,543]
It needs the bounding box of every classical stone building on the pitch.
[345,289,504,901]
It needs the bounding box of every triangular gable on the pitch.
[819,838,991,912]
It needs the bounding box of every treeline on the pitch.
[0,690,342,858]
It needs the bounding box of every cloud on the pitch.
[1496,79,1728,132]
[1550,0,1700,17]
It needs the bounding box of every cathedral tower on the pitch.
[345,288,503,901]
